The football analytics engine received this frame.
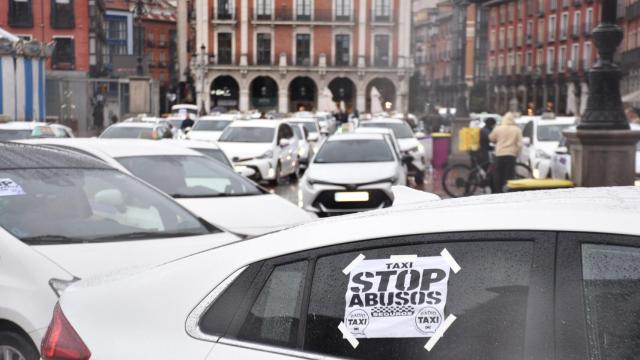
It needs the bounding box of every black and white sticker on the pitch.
[0,179,25,197]
[344,256,450,338]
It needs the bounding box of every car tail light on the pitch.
[41,303,91,360]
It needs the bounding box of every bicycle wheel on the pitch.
[514,163,533,179]
[442,164,477,198]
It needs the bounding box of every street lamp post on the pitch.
[130,0,146,76]
[192,44,208,115]
[563,0,640,186]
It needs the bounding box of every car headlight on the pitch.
[536,149,551,159]
[417,143,424,153]
[257,150,273,159]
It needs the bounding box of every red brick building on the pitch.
[194,0,413,113]
[485,0,599,115]
[622,0,640,106]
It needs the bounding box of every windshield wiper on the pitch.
[90,231,206,241]
[21,235,89,245]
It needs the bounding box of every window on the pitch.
[296,0,311,20]
[257,33,271,65]
[560,12,568,39]
[517,52,522,70]
[573,11,581,36]
[526,20,533,43]
[8,0,33,27]
[500,28,506,49]
[335,0,351,20]
[374,34,390,67]
[238,261,308,347]
[583,41,591,70]
[526,50,533,69]
[52,38,76,70]
[51,0,75,29]
[559,46,566,71]
[296,34,311,66]
[147,32,155,48]
[585,8,593,34]
[159,52,166,66]
[517,24,523,46]
[373,0,391,22]
[304,240,535,359]
[547,47,555,73]
[548,15,556,41]
[159,34,166,47]
[571,43,579,69]
[550,0,557,10]
[508,26,514,48]
[536,49,543,67]
[335,34,350,66]
[218,0,233,19]
[582,244,640,359]
[256,0,272,19]
[517,0,524,18]
[105,15,128,64]
[538,19,545,43]
[218,33,232,64]
[490,30,496,51]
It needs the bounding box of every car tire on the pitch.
[0,331,39,360]
[270,162,283,186]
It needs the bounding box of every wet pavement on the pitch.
[263,167,450,209]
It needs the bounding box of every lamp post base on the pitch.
[564,130,640,187]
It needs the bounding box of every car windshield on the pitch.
[219,127,275,143]
[0,168,212,244]
[100,126,157,139]
[193,120,232,131]
[360,122,414,139]
[0,130,35,141]
[117,155,263,198]
[191,148,233,168]
[315,139,394,163]
[289,121,318,135]
[537,124,573,142]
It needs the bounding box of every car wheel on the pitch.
[0,332,39,360]
[270,162,283,186]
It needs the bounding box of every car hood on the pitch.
[398,138,420,152]
[176,195,313,236]
[218,142,272,160]
[32,232,239,278]
[306,162,398,185]
[188,131,223,141]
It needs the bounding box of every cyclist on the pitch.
[489,112,523,193]
[475,117,496,169]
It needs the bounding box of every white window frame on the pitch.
[371,0,393,23]
[573,11,581,36]
[547,47,555,73]
[294,0,313,20]
[292,29,313,66]
[585,8,593,34]
[558,45,566,72]
[253,28,274,65]
[255,0,274,18]
[214,29,236,65]
[332,30,352,66]
[560,12,568,39]
[333,0,353,21]
[548,15,556,42]
[583,41,591,70]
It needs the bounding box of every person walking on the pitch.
[476,117,496,169]
[489,112,523,193]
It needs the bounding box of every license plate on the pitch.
[335,191,370,202]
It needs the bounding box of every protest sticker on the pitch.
[0,179,25,197]
[343,255,450,339]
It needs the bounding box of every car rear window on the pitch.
[314,139,394,163]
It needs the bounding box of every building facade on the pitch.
[485,0,599,115]
[622,0,640,107]
[2,0,107,127]
[194,0,413,113]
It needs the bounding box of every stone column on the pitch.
[240,0,249,66]
[240,89,250,111]
[278,89,288,113]
[565,0,640,187]
[177,0,188,81]
[357,93,366,113]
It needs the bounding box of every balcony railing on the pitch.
[253,7,347,21]
[212,6,236,20]
[372,6,392,22]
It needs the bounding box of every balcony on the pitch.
[253,7,347,22]
[212,6,236,21]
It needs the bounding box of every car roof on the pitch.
[286,117,317,123]
[108,122,159,128]
[0,142,112,170]
[197,114,238,121]
[355,127,395,136]
[328,133,385,141]
[228,120,282,128]
[161,139,222,150]
[18,138,202,158]
[172,104,199,110]
[365,118,406,124]
[0,121,49,130]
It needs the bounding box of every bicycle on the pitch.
[442,152,532,198]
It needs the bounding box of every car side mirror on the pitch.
[279,138,290,147]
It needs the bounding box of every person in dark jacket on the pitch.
[476,117,496,168]
[181,117,195,130]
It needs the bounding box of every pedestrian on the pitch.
[476,117,496,168]
[489,112,523,193]
[181,116,194,130]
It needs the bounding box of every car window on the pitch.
[360,122,414,139]
[537,124,572,142]
[219,127,275,143]
[582,244,640,360]
[305,241,533,359]
[315,139,395,163]
[117,155,263,198]
[237,261,308,348]
[193,120,232,131]
[0,168,213,243]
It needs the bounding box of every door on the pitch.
[555,232,640,360]
[204,231,555,359]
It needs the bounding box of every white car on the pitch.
[186,114,237,142]
[469,113,501,128]
[20,138,312,236]
[0,121,74,141]
[0,142,239,360]
[301,133,407,216]
[99,121,172,140]
[286,117,325,155]
[217,120,301,184]
[291,124,314,169]
[46,187,640,360]
[171,104,199,120]
[359,118,427,184]
[520,116,576,178]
